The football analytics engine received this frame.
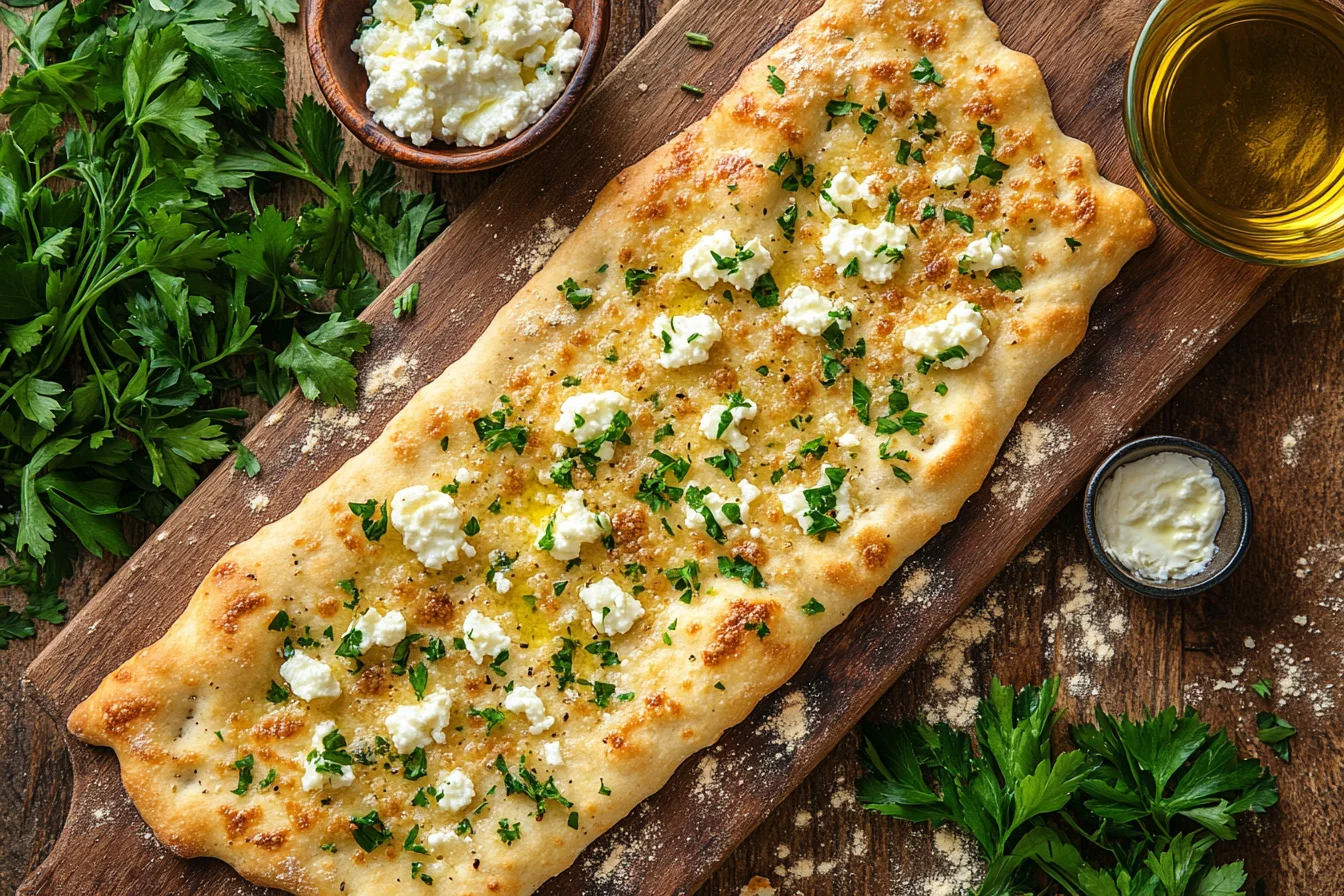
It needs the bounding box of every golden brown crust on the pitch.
[68,1,1152,894]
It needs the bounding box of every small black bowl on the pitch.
[1083,436,1253,598]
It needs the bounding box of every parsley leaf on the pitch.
[911,56,944,86]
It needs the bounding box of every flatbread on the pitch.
[68,0,1154,893]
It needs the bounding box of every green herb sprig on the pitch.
[858,677,1278,896]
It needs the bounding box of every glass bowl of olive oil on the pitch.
[1127,0,1344,265]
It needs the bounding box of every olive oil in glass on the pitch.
[1127,0,1344,264]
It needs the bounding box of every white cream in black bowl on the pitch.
[1083,436,1253,598]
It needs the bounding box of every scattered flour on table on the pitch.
[918,595,1003,726]
[1279,415,1312,466]
[759,690,809,753]
[298,406,366,456]
[1186,544,1342,718]
[363,353,419,398]
[925,827,984,896]
[247,494,270,513]
[1044,564,1128,690]
[505,216,573,282]
[585,805,664,889]
[989,420,1074,511]
[693,753,720,801]
[898,566,941,608]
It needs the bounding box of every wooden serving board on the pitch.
[19,0,1283,893]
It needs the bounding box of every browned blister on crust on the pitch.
[69,0,1153,893]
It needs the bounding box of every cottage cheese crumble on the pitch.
[352,0,583,147]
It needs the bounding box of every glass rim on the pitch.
[1124,0,1344,268]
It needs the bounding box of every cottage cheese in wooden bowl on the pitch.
[352,0,584,148]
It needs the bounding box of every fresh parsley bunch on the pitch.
[0,0,445,645]
[859,678,1278,895]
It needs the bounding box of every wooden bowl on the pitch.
[306,0,609,172]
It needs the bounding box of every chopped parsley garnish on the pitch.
[705,448,741,480]
[1066,236,1082,252]
[334,627,364,659]
[348,498,389,541]
[819,353,848,387]
[751,271,780,307]
[402,746,427,780]
[852,378,872,424]
[942,207,974,233]
[550,638,580,689]
[1251,678,1273,700]
[268,610,293,632]
[393,282,420,318]
[717,555,765,588]
[557,278,594,310]
[1256,711,1297,761]
[231,754,254,795]
[351,811,392,852]
[234,442,261,478]
[968,122,1009,186]
[911,56,944,86]
[266,680,289,703]
[685,31,713,49]
[473,402,529,454]
[624,267,656,294]
[858,110,881,134]
[801,598,826,615]
[715,391,752,439]
[665,559,701,604]
[403,824,429,855]
[680,82,705,97]
[468,706,507,733]
[497,752,575,822]
[636,472,684,513]
[799,466,849,539]
[875,379,927,436]
[586,638,621,667]
[799,436,829,460]
[408,661,428,700]
[825,98,863,118]
[744,620,770,639]
[685,486,726,543]
[497,819,522,845]
[776,204,798,242]
[989,266,1024,291]
[769,149,815,191]
[767,65,786,95]
[910,110,939,142]
[896,139,912,165]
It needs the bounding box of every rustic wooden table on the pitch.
[3,1,1341,893]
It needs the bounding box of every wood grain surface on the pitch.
[2,0,1341,894]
